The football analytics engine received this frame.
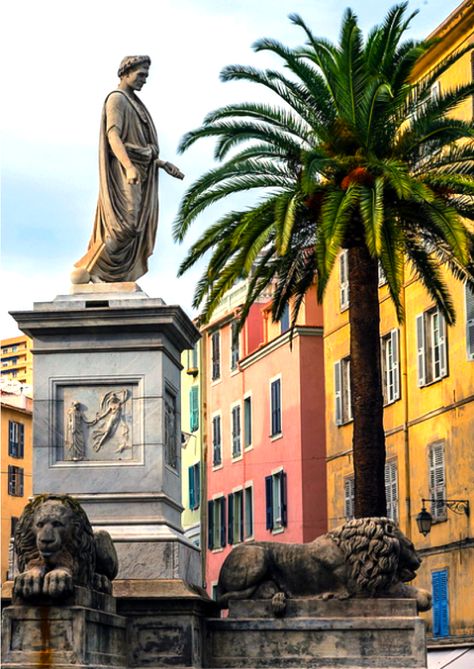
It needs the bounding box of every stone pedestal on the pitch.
[11,285,201,584]
[205,598,427,669]
[1,587,127,669]
[114,579,219,668]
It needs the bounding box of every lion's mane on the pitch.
[14,494,96,587]
[329,517,400,596]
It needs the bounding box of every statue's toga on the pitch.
[72,55,183,284]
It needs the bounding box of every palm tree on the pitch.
[173,4,474,518]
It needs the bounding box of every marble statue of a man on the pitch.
[72,55,183,284]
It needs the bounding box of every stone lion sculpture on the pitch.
[216,517,431,615]
[13,494,118,601]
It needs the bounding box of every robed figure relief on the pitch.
[65,401,88,461]
[72,55,183,284]
[91,390,130,453]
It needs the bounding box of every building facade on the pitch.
[1,335,33,389]
[202,280,327,596]
[324,1,473,644]
[1,390,33,582]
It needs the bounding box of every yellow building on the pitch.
[1,390,33,582]
[1,335,33,389]
[180,339,204,566]
[324,0,473,645]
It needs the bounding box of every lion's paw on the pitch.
[43,569,73,598]
[272,592,287,617]
[13,570,43,599]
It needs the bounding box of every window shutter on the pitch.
[281,472,288,527]
[195,463,201,508]
[438,313,447,377]
[429,444,446,518]
[265,475,273,530]
[220,499,226,548]
[416,314,426,386]
[190,387,199,432]
[239,494,244,542]
[391,329,400,401]
[188,466,195,510]
[334,362,342,425]
[8,466,14,495]
[208,501,214,549]
[384,461,398,522]
[228,494,234,544]
[19,469,24,497]
[466,284,474,360]
[244,397,252,447]
[339,251,349,309]
[432,570,449,638]
[344,478,354,519]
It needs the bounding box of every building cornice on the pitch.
[239,326,323,369]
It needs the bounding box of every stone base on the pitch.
[205,598,427,669]
[1,588,127,669]
[115,579,219,668]
[113,538,201,583]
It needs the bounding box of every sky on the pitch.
[1,0,463,336]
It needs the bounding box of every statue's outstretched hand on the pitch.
[161,161,184,180]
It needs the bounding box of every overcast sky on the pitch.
[1,0,463,336]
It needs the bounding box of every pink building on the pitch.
[202,280,327,595]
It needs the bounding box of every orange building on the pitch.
[202,280,327,595]
[1,335,33,389]
[1,389,33,582]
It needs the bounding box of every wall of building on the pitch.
[1,335,33,388]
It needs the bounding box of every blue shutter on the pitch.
[208,501,214,549]
[220,499,226,548]
[228,494,234,544]
[188,466,195,510]
[281,472,288,526]
[265,475,273,530]
[19,423,24,458]
[432,570,449,638]
[195,463,201,508]
[189,387,199,432]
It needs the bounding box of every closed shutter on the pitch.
[19,469,24,496]
[238,493,244,541]
[220,499,226,548]
[188,466,195,510]
[281,472,288,527]
[271,380,281,435]
[429,444,446,519]
[228,494,234,544]
[189,387,199,432]
[195,463,201,508]
[244,397,252,447]
[344,478,354,519]
[8,466,14,495]
[416,314,426,386]
[265,475,273,530]
[384,461,398,522]
[466,283,474,360]
[208,500,214,549]
[340,251,349,309]
[18,423,24,458]
[334,361,342,425]
[8,422,18,457]
[432,570,449,638]
[391,329,400,401]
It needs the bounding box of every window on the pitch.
[385,460,398,522]
[8,421,24,458]
[381,330,400,405]
[432,569,449,638]
[244,485,253,538]
[228,489,244,544]
[8,466,24,496]
[344,476,355,519]
[334,357,352,425]
[231,404,241,458]
[339,250,349,310]
[265,470,287,531]
[211,331,220,381]
[188,462,200,510]
[378,261,387,286]
[429,442,446,521]
[208,496,226,550]
[280,304,290,333]
[244,396,252,448]
[189,386,199,432]
[466,283,474,360]
[270,377,282,436]
[212,415,222,467]
[430,81,441,103]
[230,321,239,371]
[416,308,448,386]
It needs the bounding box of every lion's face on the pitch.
[395,528,421,582]
[33,501,73,565]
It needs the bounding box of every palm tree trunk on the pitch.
[348,244,387,518]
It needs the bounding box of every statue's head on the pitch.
[117,55,151,79]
